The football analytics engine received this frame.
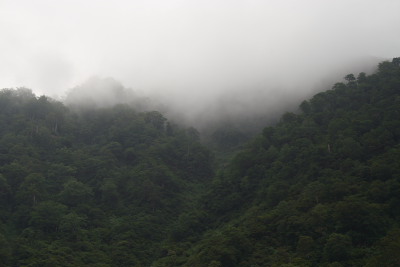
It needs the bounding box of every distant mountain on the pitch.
[64,76,158,112]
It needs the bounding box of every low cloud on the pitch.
[1,0,399,129]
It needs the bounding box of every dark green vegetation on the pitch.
[0,90,213,266]
[1,58,400,266]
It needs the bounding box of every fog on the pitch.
[1,0,400,129]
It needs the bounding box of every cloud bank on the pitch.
[1,0,399,127]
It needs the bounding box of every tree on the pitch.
[30,201,68,232]
[357,72,367,83]
[59,212,87,234]
[144,111,166,130]
[323,233,352,262]
[344,73,357,87]
[0,233,11,266]
[59,179,93,206]
[392,57,400,67]
[299,100,311,114]
[344,74,356,83]
[366,228,400,266]
[0,174,11,207]
[16,173,47,206]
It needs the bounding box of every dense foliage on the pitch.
[0,58,399,266]
[0,89,213,266]
[153,58,400,266]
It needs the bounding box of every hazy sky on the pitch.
[1,0,399,109]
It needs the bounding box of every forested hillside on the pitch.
[0,89,213,266]
[153,58,400,266]
[0,58,399,267]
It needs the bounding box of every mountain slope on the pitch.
[153,58,400,266]
[0,89,213,266]
[0,58,399,267]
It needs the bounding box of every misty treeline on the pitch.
[63,74,292,153]
[0,58,399,266]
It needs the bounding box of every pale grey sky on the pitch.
[1,0,399,108]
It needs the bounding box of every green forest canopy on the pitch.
[0,58,399,266]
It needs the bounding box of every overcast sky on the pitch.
[1,0,399,110]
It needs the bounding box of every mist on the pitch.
[1,0,399,130]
